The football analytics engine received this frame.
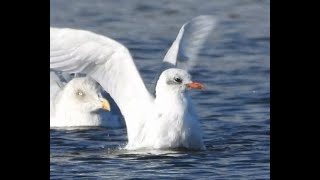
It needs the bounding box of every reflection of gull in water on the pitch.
[50,72,116,127]
[50,15,217,150]
[109,149,190,159]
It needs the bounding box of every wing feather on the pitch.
[163,15,217,70]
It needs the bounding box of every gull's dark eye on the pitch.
[174,77,182,83]
[76,90,85,96]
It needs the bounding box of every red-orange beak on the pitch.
[186,82,205,90]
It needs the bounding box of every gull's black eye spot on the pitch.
[174,77,182,83]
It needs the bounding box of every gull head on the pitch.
[57,77,111,113]
[155,68,204,97]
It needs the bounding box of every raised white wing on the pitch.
[50,27,154,138]
[163,15,217,70]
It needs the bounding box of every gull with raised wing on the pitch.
[50,15,217,150]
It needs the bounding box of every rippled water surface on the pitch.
[50,0,270,179]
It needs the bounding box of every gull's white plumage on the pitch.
[50,73,116,127]
[50,15,216,150]
[131,69,205,150]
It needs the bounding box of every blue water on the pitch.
[50,0,270,179]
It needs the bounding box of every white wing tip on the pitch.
[188,15,218,28]
[191,15,218,21]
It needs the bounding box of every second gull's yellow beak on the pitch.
[100,98,111,111]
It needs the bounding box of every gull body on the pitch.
[129,69,205,150]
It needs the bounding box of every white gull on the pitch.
[50,72,111,127]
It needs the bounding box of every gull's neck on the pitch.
[155,87,187,115]
[53,103,101,126]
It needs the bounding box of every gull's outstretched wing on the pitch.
[50,27,154,138]
[162,15,217,70]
